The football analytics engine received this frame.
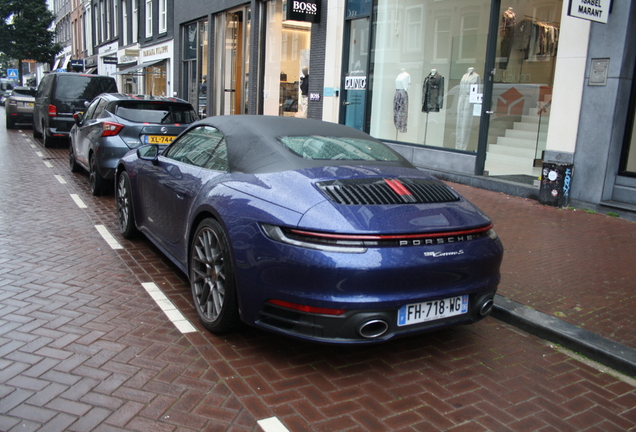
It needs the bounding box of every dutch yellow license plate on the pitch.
[144,135,176,144]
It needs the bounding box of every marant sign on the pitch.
[568,0,611,24]
[286,0,320,23]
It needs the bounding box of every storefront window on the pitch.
[366,0,561,181]
[622,103,636,176]
[368,0,490,146]
[263,0,311,117]
[146,60,167,96]
[182,21,209,117]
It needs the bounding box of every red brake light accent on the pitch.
[47,105,57,117]
[384,178,412,196]
[267,299,346,316]
[288,224,494,241]
[101,121,124,137]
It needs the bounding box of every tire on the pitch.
[42,130,54,148]
[190,218,239,333]
[33,122,42,138]
[89,153,105,195]
[69,141,80,173]
[116,171,138,238]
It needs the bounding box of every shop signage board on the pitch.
[568,0,611,24]
[285,0,320,23]
[345,76,366,90]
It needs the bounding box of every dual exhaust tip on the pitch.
[357,297,495,339]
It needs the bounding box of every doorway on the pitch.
[215,7,251,116]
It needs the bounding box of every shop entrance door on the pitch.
[482,0,561,181]
[342,17,370,131]
[215,8,250,115]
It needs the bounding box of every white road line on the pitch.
[95,225,123,250]
[44,161,53,168]
[257,417,291,432]
[70,194,87,208]
[54,175,67,184]
[35,151,43,157]
[141,282,197,334]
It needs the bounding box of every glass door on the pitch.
[215,8,250,115]
[484,0,562,181]
[341,17,370,131]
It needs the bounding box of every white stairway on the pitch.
[484,112,547,177]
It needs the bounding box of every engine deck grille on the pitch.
[317,178,460,205]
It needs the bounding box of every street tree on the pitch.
[0,0,61,83]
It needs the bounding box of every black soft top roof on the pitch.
[193,115,414,174]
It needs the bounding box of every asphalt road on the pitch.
[1,112,635,431]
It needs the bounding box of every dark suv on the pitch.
[33,73,117,147]
[69,93,198,195]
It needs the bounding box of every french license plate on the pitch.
[26,102,34,107]
[397,295,468,326]
[144,135,175,144]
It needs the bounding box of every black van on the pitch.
[33,73,117,147]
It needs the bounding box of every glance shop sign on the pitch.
[286,0,320,23]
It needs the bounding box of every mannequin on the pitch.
[422,69,444,113]
[500,7,516,70]
[393,69,410,133]
[456,67,480,150]
[299,66,309,118]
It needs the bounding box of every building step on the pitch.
[487,143,536,158]
[496,136,537,150]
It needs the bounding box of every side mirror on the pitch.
[84,100,90,108]
[73,112,83,125]
[137,144,160,163]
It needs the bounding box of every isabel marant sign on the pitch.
[568,0,611,24]
[286,0,320,23]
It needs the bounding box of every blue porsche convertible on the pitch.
[115,115,503,343]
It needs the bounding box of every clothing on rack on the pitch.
[513,19,560,60]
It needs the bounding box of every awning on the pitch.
[112,60,165,75]
[57,54,71,71]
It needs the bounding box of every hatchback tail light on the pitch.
[48,104,57,117]
[101,121,124,137]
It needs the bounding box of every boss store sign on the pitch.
[286,0,320,23]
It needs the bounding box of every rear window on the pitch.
[114,102,198,124]
[54,75,116,100]
[279,136,401,161]
[12,87,35,97]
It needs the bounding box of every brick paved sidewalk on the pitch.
[1,125,635,431]
[450,183,636,352]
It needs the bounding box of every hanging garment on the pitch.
[422,72,444,113]
[499,9,516,70]
[393,89,408,133]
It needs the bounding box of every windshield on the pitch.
[115,102,198,124]
[279,136,401,161]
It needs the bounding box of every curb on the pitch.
[491,295,636,378]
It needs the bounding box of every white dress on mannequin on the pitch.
[456,67,480,150]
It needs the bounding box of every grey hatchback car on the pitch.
[5,86,36,129]
[69,93,198,195]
